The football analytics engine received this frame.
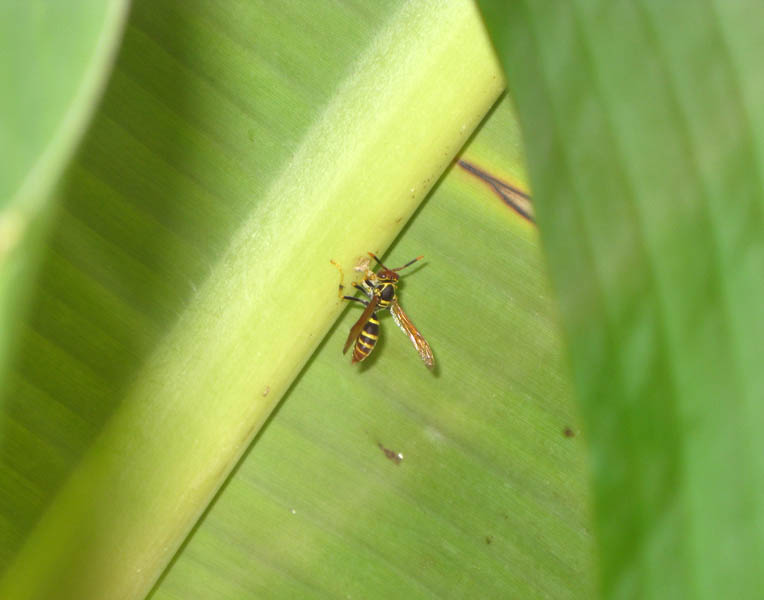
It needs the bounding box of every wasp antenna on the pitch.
[393,255,424,272]
[367,252,387,269]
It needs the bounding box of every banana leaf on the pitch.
[2,2,591,599]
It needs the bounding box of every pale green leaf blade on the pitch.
[151,95,596,600]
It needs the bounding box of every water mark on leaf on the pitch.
[457,159,534,223]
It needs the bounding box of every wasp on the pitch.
[340,252,434,369]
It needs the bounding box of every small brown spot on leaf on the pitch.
[378,442,403,465]
[563,427,575,438]
[485,535,493,545]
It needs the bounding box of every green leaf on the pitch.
[0,2,561,599]
[148,94,596,599]
[479,1,764,597]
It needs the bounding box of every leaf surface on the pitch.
[0,2,513,598]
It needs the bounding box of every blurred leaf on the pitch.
[479,1,764,597]
[0,0,129,387]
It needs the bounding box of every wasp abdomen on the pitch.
[352,313,380,363]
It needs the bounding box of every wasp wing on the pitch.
[389,300,434,368]
[343,295,380,354]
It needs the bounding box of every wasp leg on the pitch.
[329,259,346,299]
[343,296,368,306]
[351,281,377,301]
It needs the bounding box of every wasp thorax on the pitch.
[379,284,395,302]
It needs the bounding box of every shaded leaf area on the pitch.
[151,97,596,599]
[0,0,402,574]
[480,1,764,598]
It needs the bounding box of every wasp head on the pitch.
[375,268,399,283]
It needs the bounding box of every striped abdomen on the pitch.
[352,313,380,363]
